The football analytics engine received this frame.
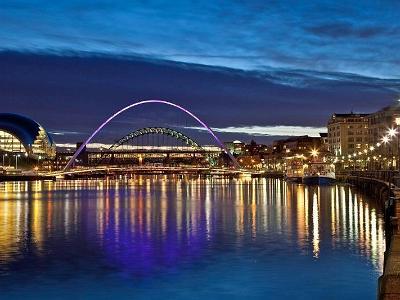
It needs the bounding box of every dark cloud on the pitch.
[305,22,393,39]
[0,52,396,145]
[0,0,399,78]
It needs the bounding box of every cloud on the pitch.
[49,130,84,136]
[0,51,396,145]
[305,22,391,39]
[186,125,327,137]
[0,1,399,78]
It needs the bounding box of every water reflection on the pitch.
[0,177,385,297]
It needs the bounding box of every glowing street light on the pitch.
[310,149,319,158]
[382,136,390,144]
[388,128,398,137]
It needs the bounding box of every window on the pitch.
[0,130,26,153]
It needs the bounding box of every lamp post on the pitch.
[15,154,20,170]
[388,129,395,170]
[2,153,7,167]
[382,135,390,170]
[394,117,400,172]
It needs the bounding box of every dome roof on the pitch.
[0,113,50,147]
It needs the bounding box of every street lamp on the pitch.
[15,154,20,170]
[2,153,7,167]
[310,149,319,158]
[382,136,390,144]
[393,119,400,171]
[388,128,398,138]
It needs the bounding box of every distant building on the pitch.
[272,135,325,156]
[368,103,400,157]
[0,113,56,160]
[224,140,245,155]
[319,132,328,146]
[327,113,369,156]
[237,155,262,169]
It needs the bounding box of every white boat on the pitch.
[303,161,335,185]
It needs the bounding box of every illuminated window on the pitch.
[0,130,26,153]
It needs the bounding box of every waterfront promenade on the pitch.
[333,170,400,299]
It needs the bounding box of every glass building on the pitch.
[0,113,56,159]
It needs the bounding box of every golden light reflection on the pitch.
[312,190,320,258]
[0,177,386,274]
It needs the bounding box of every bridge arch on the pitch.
[110,127,203,150]
[64,100,239,171]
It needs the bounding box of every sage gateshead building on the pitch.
[0,113,56,160]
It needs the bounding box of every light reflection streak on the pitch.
[312,190,320,258]
[0,178,386,276]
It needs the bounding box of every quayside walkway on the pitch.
[338,170,400,299]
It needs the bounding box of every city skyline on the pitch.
[1,1,400,145]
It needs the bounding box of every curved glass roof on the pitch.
[0,113,54,148]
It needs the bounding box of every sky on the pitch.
[0,0,399,145]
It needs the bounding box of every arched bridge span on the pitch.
[110,127,203,150]
[64,100,239,171]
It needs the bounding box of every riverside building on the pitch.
[327,113,369,156]
[368,104,400,158]
[0,113,56,161]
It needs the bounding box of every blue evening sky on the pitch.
[0,0,399,144]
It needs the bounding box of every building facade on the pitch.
[327,113,369,156]
[272,135,326,156]
[0,113,56,160]
[368,104,400,157]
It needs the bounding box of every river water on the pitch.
[0,177,385,299]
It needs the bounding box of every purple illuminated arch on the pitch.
[64,99,240,171]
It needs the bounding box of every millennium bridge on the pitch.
[47,100,258,179]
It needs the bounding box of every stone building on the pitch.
[327,113,369,156]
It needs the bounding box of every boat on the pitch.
[284,157,304,183]
[302,161,335,185]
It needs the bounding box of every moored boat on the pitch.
[284,157,304,183]
[302,161,335,185]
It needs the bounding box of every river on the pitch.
[0,177,385,299]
